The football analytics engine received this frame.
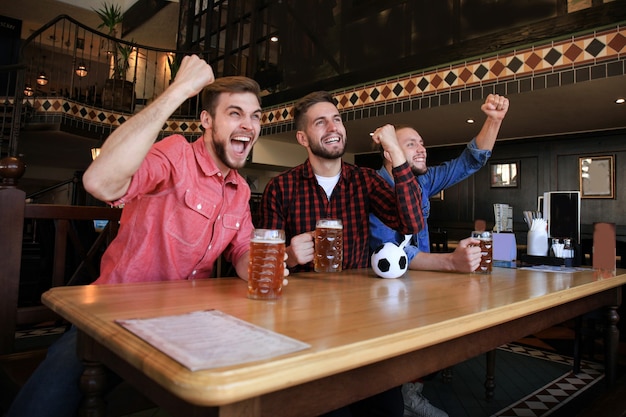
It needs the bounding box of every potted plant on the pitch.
[94,2,135,112]
[167,53,196,116]
[114,42,133,80]
[167,54,181,83]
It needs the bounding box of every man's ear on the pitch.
[295,130,308,147]
[382,150,392,163]
[200,110,212,130]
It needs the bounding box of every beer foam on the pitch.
[251,238,285,244]
[317,224,343,229]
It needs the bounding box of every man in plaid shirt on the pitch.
[259,90,425,416]
[260,91,424,274]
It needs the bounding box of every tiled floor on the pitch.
[422,343,605,417]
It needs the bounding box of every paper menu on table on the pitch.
[117,310,310,371]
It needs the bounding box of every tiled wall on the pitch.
[261,24,626,136]
[22,24,626,140]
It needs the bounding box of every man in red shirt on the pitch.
[259,91,425,416]
[7,56,284,417]
[84,55,260,283]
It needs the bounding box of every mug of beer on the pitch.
[471,230,493,274]
[247,229,286,300]
[314,219,343,273]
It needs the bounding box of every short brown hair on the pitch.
[201,76,262,118]
[293,91,338,131]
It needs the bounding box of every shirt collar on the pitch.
[193,137,240,185]
[303,158,349,181]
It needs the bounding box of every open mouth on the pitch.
[323,135,342,145]
[231,136,251,155]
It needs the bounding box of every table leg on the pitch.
[484,350,496,400]
[79,360,107,417]
[573,315,583,374]
[605,305,619,388]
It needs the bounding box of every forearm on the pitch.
[392,164,424,234]
[474,116,503,151]
[409,251,456,272]
[83,86,190,202]
[475,93,508,150]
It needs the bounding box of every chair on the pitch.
[429,228,449,253]
[1,187,122,355]
[474,219,487,232]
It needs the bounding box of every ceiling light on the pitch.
[75,63,88,77]
[466,118,475,124]
[23,84,34,97]
[270,36,278,42]
[36,71,49,86]
[616,98,625,104]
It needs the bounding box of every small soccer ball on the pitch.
[371,242,408,279]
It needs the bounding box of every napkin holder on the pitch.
[492,232,517,268]
[493,232,516,261]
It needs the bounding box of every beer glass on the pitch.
[471,230,493,274]
[314,219,343,273]
[247,229,285,300]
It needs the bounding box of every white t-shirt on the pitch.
[315,172,341,200]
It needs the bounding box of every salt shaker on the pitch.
[563,238,574,259]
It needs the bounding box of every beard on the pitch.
[309,136,346,160]
[211,125,250,170]
[410,163,427,176]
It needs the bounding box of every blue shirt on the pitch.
[369,138,491,262]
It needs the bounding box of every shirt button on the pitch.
[197,204,202,210]
[208,244,212,250]
[217,215,220,220]
[217,172,222,177]
[236,222,240,228]
[191,270,197,275]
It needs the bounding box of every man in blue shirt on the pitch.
[370,93,509,274]
[369,93,509,417]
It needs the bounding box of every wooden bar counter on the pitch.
[42,267,626,417]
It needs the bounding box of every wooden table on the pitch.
[42,267,626,417]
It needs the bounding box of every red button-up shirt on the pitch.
[259,159,424,272]
[94,135,253,284]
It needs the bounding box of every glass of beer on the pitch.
[247,229,285,300]
[314,219,343,273]
[471,230,493,274]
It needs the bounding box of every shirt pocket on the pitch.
[166,190,217,246]
[222,212,244,231]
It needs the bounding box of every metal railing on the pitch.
[0,14,205,164]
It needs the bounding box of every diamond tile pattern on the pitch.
[21,26,626,139]
[493,344,604,417]
[262,26,626,135]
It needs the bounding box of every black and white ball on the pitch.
[371,242,408,279]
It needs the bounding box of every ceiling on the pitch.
[339,74,626,153]
[3,1,626,182]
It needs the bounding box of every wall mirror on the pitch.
[579,155,614,199]
[490,161,518,188]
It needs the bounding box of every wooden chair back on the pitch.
[0,187,122,354]
[474,219,487,232]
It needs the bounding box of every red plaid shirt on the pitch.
[259,159,424,272]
